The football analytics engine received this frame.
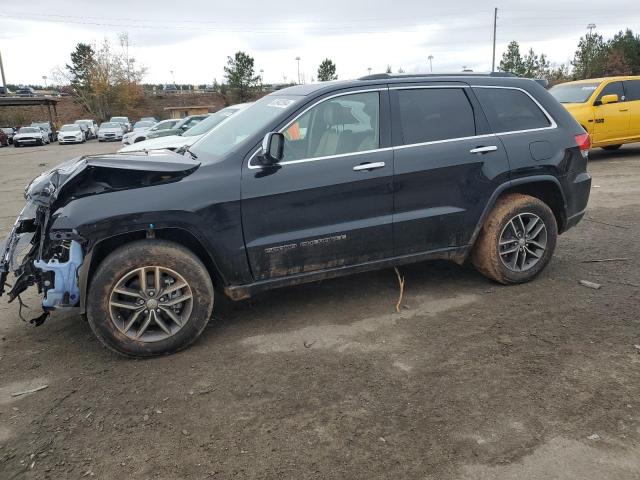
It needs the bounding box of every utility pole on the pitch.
[0,50,7,93]
[491,7,498,72]
[428,55,434,73]
[586,23,596,78]
[295,57,301,84]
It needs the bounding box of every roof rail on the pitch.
[357,72,518,81]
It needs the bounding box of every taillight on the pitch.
[575,133,591,158]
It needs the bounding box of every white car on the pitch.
[110,116,132,132]
[74,119,98,139]
[98,122,126,142]
[13,126,50,147]
[121,120,156,146]
[119,103,251,153]
[58,124,86,144]
[121,119,180,145]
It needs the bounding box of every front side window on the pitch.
[282,91,379,161]
[474,87,551,133]
[596,81,626,103]
[397,88,475,145]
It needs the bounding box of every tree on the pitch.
[607,29,640,75]
[385,65,392,74]
[317,59,338,82]
[499,41,525,76]
[603,48,631,76]
[571,33,606,79]
[224,51,260,101]
[55,38,146,120]
[522,48,539,77]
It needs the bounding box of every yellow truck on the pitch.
[549,76,640,150]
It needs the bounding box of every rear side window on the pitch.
[474,87,551,133]
[624,80,640,101]
[396,88,475,145]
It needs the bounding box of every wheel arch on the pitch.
[78,227,225,315]
[468,176,567,255]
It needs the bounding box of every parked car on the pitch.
[12,126,49,146]
[549,76,640,150]
[16,87,37,97]
[0,127,14,145]
[0,129,8,147]
[146,114,209,140]
[57,124,86,144]
[121,121,155,145]
[163,84,178,93]
[119,104,251,153]
[97,122,125,142]
[31,121,56,142]
[74,119,98,139]
[140,117,158,123]
[119,119,179,145]
[110,116,132,132]
[0,74,592,357]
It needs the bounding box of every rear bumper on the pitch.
[562,172,591,232]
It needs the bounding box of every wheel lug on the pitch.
[138,299,144,305]
[148,291,155,297]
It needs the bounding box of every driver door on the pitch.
[241,89,394,281]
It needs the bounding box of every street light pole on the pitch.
[0,50,7,93]
[42,75,48,89]
[295,57,301,84]
[491,7,498,72]
[428,55,434,73]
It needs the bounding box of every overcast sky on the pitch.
[1,1,638,86]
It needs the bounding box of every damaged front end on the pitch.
[0,151,200,325]
[0,159,88,324]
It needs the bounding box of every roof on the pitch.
[0,96,60,107]
[272,72,541,97]
[553,75,640,85]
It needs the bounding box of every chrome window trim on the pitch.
[247,85,558,170]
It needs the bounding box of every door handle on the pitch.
[619,108,629,112]
[469,146,498,154]
[353,162,385,171]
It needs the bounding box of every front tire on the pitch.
[472,193,557,284]
[86,240,214,357]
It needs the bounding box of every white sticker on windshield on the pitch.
[268,98,295,109]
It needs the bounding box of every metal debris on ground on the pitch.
[579,280,602,290]
[11,384,49,397]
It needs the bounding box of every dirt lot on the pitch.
[0,140,639,479]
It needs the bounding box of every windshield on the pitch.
[60,125,81,132]
[100,122,121,129]
[133,121,154,130]
[19,127,38,133]
[110,117,127,123]
[153,120,177,130]
[190,96,301,160]
[182,108,240,137]
[31,123,48,128]
[550,82,601,103]
[75,120,91,126]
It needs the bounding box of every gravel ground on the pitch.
[0,140,639,480]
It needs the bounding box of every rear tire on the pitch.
[602,144,622,151]
[86,240,214,357]
[14,142,19,147]
[472,193,557,284]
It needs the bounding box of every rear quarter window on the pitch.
[624,80,640,101]
[473,87,551,133]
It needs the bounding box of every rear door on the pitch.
[390,84,511,255]
[241,88,394,281]
[591,81,630,144]
[623,79,640,139]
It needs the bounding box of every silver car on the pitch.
[98,122,125,142]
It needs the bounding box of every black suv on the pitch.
[0,74,591,357]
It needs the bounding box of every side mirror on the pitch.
[259,132,285,165]
[599,94,619,105]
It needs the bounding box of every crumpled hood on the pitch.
[118,134,202,153]
[25,150,200,206]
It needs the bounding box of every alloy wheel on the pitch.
[109,266,193,342]
[498,213,547,272]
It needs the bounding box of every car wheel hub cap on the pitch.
[108,266,193,343]
[498,213,547,272]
